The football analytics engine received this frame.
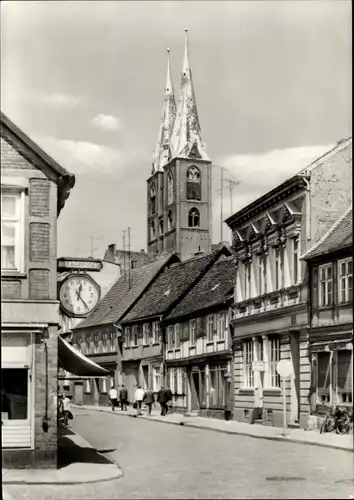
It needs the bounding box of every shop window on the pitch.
[243,340,254,387]
[319,264,333,307]
[317,352,331,404]
[338,258,352,304]
[1,368,28,420]
[1,190,25,272]
[269,336,281,388]
[85,379,91,393]
[153,366,161,392]
[186,165,201,200]
[150,183,156,214]
[167,171,174,205]
[199,368,206,406]
[209,365,227,408]
[101,378,107,394]
[188,208,200,228]
[337,350,352,404]
[189,319,196,345]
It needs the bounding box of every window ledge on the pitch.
[189,345,196,349]
[206,340,215,346]
[1,271,27,279]
[263,387,282,393]
[216,339,225,344]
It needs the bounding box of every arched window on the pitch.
[150,183,156,214]
[167,171,174,205]
[188,208,200,228]
[150,220,156,240]
[167,210,173,231]
[187,165,201,200]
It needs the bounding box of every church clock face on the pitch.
[59,274,100,317]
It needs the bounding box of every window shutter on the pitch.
[312,266,319,310]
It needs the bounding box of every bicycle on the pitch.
[320,405,351,435]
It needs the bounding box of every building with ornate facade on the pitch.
[225,138,352,429]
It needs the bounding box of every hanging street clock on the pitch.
[59,273,101,318]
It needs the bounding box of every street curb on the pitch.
[74,405,353,454]
[2,428,123,486]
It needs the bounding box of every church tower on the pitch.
[147,31,212,261]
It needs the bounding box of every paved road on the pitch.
[5,408,354,499]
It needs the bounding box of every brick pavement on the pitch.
[73,403,354,452]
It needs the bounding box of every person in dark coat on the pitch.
[119,384,128,411]
[157,386,169,416]
[143,387,155,416]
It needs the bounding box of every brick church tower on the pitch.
[147,30,212,261]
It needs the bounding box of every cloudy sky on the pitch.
[1,1,351,258]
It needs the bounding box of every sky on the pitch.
[1,1,351,258]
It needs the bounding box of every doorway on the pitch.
[290,332,300,423]
[191,371,200,411]
[142,365,149,390]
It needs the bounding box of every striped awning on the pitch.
[58,335,109,376]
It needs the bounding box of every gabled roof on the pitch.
[164,256,236,322]
[73,254,178,330]
[1,111,75,214]
[122,246,231,324]
[302,206,352,260]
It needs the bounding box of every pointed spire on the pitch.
[152,49,177,173]
[170,29,209,161]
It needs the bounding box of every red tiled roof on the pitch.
[122,246,231,324]
[73,255,178,330]
[303,206,352,260]
[164,256,236,322]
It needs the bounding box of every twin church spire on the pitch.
[152,29,209,173]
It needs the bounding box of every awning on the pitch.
[58,335,109,376]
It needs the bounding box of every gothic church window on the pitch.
[167,210,173,231]
[167,171,174,205]
[150,183,156,214]
[187,166,201,201]
[188,208,200,228]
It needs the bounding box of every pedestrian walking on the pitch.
[119,384,128,411]
[63,394,71,427]
[157,385,169,416]
[109,384,118,411]
[143,387,155,416]
[134,385,145,415]
[165,386,173,415]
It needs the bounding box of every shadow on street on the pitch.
[58,426,113,469]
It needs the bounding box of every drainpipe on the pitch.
[41,335,49,432]
[303,177,311,243]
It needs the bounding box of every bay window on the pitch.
[319,264,333,307]
[338,258,352,304]
[1,190,25,273]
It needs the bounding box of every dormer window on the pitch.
[187,165,201,200]
[150,183,156,214]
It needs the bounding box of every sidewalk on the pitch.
[2,428,122,485]
[73,403,354,453]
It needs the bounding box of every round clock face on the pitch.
[59,274,100,317]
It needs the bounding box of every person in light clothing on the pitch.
[63,394,71,426]
[109,385,118,411]
[134,385,145,415]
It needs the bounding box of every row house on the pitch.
[120,245,231,401]
[163,256,236,419]
[1,112,75,468]
[302,206,352,422]
[71,254,178,406]
[225,138,352,429]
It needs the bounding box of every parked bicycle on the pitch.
[320,405,351,435]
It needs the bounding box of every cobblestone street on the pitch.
[4,408,354,499]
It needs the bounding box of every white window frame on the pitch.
[207,314,214,342]
[152,322,159,344]
[101,378,107,394]
[257,254,264,295]
[269,336,281,388]
[143,323,149,346]
[175,323,181,349]
[243,340,254,388]
[1,189,25,273]
[153,366,161,392]
[319,263,333,307]
[243,262,251,299]
[217,312,226,341]
[167,326,174,350]
[85,379,91,393]
[132,326,138,346]
[338,258,352,304]
[274,247,281,290]
[292,237,299,285]
[167,171,174,205]
[189,319,196,346]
